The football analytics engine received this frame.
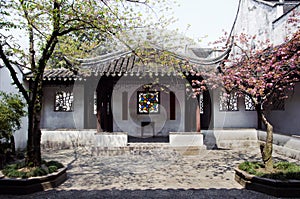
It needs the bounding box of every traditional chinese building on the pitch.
[25,47,230,139]
[14,0,300,149]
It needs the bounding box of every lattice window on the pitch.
[219,91,238,111]
[94,91,97,115]
[138,91,160,114]
[245,95,255,111]
[54,91,73,112]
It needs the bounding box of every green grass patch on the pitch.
[238,161,300,180]
[1,160,64,179]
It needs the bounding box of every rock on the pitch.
[0,171,4,179]
[41,164,49,174]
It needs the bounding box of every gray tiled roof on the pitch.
[261,0,300,13]
[25,47,231,81]
[25,68,81,81]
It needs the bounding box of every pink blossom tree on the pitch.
[193,29,300,171]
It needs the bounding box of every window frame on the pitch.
[244,95,256,111]
[219,91,239,112]
[54,91,74,112]
[137,91,160,114]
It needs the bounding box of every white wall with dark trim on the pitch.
[212,89,258,129]
[112,76,186,137]
[41,83,84,130]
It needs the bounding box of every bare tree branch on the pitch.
[0,44,29,103]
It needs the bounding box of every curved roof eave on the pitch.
[70,44,232,68]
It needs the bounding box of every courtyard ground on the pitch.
[0,145,296,199]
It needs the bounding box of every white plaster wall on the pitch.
[272,5,300,45]
[232,0,299,53]
[41,83,84,129]
[212,90,257,129]
[0,66,28,150]
[73,84,85,129]
[112,76,186,137]
[234,0,277,43]
[266,83,300,135]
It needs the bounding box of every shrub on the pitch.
[239,161,300,180]
[238,161,264,175]
[1,160,64,178]
[46,160,64,169]
[0,92,26,168]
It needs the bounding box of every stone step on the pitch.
[127,142,170,149]
[90,143,205,156]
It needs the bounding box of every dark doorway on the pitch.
[185,90,212,131]
[96,77,114,132]
[201,90,212,129]
[128,136,169,143]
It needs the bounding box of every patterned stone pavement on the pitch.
[0,146,296,199]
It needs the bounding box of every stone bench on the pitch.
[41,129,97,149]
[169,132,204,147]
[41,130,128,149]
[94,132,128,147]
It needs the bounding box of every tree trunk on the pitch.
[256,103,262,130]
[259,111,273,171]
[26,81,43,167]
[10,135,15,155]
[196,101,201,132]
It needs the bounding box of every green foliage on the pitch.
[1,160,64,178]
[238,161,264,175]
[0,91,26,138]
[46,160,64,169]
[0,92,26,156]
[239,161,300,180]
[33,167,49,176]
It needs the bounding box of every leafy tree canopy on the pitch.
[0,0,178,166]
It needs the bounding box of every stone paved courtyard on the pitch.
[0,145,296,199]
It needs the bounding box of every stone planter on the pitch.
[235,168,300,197]
[0,167,67,195]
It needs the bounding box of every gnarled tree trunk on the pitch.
[258,110,273,171]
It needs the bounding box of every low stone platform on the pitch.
[202,129,258,149]
[41,130,206,149]
[90,143,204,156]
[94,132,128,147]
[169,132,204,148]
[41,129,300,161]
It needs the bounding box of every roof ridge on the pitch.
[76,50,132,64]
